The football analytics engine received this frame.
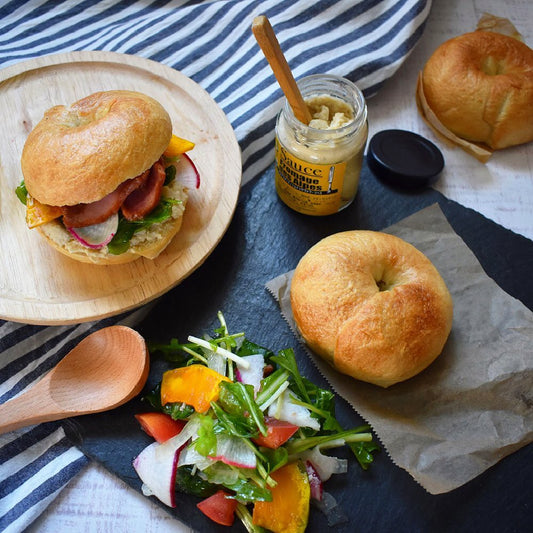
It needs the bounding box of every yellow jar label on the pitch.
[274,138,346,216]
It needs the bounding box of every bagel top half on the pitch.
[290,231,453,388]
[21,90,172,206]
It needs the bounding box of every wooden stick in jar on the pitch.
[252,15,312,125]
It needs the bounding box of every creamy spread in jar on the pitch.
[307,95,354,130]
[275,75,368,216]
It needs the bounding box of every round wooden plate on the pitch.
[0,51,241,325]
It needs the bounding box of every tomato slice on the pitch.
[252,417,299,449]
[197,490,238,526]
[134,412,185,443]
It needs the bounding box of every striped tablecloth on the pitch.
[0,1,431,531]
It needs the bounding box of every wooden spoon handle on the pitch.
[0,378,59,434]
[252,15,311,124]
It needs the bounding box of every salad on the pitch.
[133,312,378,532]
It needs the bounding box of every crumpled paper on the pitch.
[266,204,533,494]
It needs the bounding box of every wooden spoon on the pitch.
[0,325,149,434]
[252,15,312,124]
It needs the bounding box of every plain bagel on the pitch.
[290,231,453,388]
[421,30,533,150]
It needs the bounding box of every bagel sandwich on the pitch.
[17,90,199,265]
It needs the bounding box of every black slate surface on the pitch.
[63,159,533,533]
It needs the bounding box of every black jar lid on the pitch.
[367,129,444,189]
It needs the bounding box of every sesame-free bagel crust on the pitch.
[290,231,453,387]
[21,90,172,206]
[421,31,533,150]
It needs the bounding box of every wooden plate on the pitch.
[0,51,241,325]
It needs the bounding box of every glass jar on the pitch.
[274,74,368,216]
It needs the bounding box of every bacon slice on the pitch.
[62,171,149,228]
[121,159,166,221]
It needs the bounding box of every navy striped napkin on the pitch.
[0,0,431,530]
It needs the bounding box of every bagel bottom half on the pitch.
[290,231,453,387]
[37,180,188,265]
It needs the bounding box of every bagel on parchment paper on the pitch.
[419,30,533,152]
[20,90,192,265]
[290,231,453,388]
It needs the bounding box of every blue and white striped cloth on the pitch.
[0,1,431,530]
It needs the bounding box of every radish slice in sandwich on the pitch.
[68,213,119,249]
[174,153,200,189]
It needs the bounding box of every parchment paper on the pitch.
[266,204,533,494]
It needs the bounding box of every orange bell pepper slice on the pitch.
[163,134,195,158]
[252,461,310,533]
[161,365,230,413]
[26,195,62,228]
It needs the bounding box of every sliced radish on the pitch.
[305,460,323,501]
[235,354,264,394]
[132,416,201,508]
[178,443,213,471]
[133,441,179,508]
[209,433,256,469]
[67,212,119,249]
[173,153,200,189]
[301,447,348,482]
[268,389,320,430]
[203,339,227,376]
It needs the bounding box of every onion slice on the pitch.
[67,212,119,249]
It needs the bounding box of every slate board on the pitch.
[63,159,533,533]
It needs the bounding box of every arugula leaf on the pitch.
[210,402,257,439]
[147,338,193,364]
[15,180,28,204]
[175,465,218,497]
[255,368,289,408]
[142,382,194,419]
[351,439,380,470]
[223,478,272,504]
[216,382,266,438]
[107,219,137,255]
[260,447,289,474]
[237,339,274,360]
[107,197,180,255]
[194,414,217,456]
[162,402,195,420]
[220,382,267,436]
[286,427,373,456]
[270,349,310,403]
[164,164,176,185]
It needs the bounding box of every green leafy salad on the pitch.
[133,312,378,532]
